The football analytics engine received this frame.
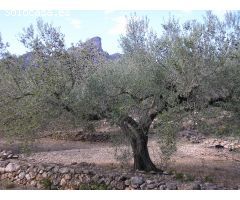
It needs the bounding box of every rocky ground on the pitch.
[1,125,240,190]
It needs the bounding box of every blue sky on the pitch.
[0,10,226,55]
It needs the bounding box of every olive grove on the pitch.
[0,12,240,172]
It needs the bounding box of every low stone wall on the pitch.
[0,158,232,190]
[0,150,236,190]
[0,159,175,190]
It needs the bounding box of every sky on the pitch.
[0,10,227,56]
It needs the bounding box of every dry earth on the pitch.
[1,134,240,188]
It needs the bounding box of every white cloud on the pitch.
[70,19,81,29]
[108,16,127,36]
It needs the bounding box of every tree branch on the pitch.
[13,92,35,100]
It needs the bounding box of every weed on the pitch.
[0,180,16,189]
[40,178,52,189]
[79,182,109,190]
[184,174,195,182]
[204,176,214,183]
[175,173,184,181]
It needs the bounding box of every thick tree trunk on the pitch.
[130,134,160,172]
[120,116,162,172]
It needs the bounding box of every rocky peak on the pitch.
[85,36,122,60]
[86,36,103,52]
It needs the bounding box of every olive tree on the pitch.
[83,12,240,171]
[0,19,105,139]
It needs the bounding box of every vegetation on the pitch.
[0,11,239,172]
[79,182,109,190]
[40,178,52,189]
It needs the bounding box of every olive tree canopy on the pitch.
[83,12,240,171]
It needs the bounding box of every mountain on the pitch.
[19,36,122,68]
[84,36,122,61]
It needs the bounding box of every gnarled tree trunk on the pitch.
[120,115,162,172]
[130,133,159,171]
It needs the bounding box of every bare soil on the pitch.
[1,133,240,188]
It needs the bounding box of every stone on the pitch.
[50,185,58,190]
[192,183,201,190]
[0,167,5,173]
[140,183,147,190]
[116,175,127,182]
[105,178,111,185]
[146,179,154,184]
[64,174,71,180]
[12,155,19,159]
[60,178,67,186]
[36,183,43,189]
[92,174,101,182]
[163,171,170,175]
[45,166,54,171]
[53,166,60,173]
[25,174,31,181]
[5,163,20,172]
[59,167,69,174]
[116,182,125,190]
[30,180,37,187]
[149,171,157,175]
[204,183,219,190]
[52,179,60,186]
[82,169,94,175]
[130,176,144,186]
[159,185,167,190]
[29,171,36,179]
[42,172,48,178]
[19,172,26,180]
[166,183,178,190]
[110,180,118,188]
[146,184,157,189]
[7,154,13,159]
[124,179,130,186]
[98,178,106,184]
[131,184,139,189]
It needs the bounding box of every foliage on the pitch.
[156,110,179,168]
[189,107,240,137]
[0,19,104,139]
[111,133,132,164]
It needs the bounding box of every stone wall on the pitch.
[0,150,233,190]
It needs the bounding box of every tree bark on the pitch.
[130,133,160,172]
[120,116,162,172]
